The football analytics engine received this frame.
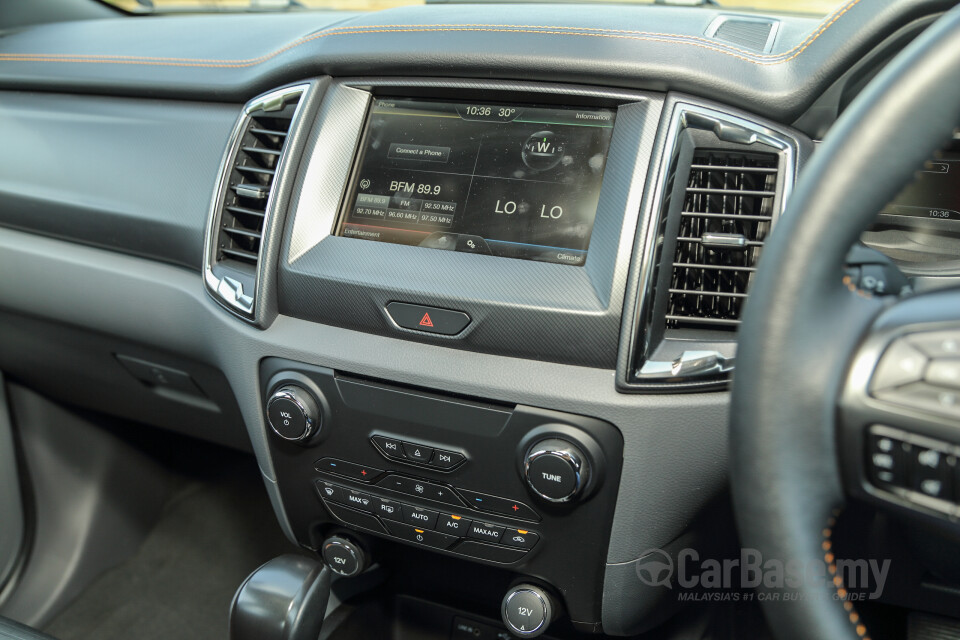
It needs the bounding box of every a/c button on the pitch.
[386,302,471,336]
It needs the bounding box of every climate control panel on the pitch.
[317,477,540,563]
[259,358,623,629]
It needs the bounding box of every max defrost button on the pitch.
[386,302,471,336]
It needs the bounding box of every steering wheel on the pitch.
[730,6,960,640]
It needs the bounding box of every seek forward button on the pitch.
[429,449,466,470]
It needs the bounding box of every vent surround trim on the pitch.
[203,83,311,323]
[618,99,801,391]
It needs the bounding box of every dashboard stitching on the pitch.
[823,511,872,640]
[0,0,862,68]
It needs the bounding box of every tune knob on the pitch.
[321,535,367,577]
[501,584,557,638]
[266,385,320,442]
[524,438,590,503]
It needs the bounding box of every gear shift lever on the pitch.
[229,555,331,640]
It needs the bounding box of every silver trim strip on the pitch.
[203,83,311,323]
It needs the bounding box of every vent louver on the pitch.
[216,101,300,267]
[665,150,779,330]
[205,84,307,322]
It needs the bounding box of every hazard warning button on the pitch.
[385,302,471,336]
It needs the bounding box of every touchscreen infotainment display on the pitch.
[336,97,617,266]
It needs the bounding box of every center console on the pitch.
[239,79,655,635]
[260,358,623,632]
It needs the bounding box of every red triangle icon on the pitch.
[419,312,434,327]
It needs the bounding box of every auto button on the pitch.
[402,505,439,529]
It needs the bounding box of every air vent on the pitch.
[217,102,299,266]
[204,85,308,321]
[619,103,798,391]
[666,150,778,330]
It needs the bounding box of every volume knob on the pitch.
[524,438,590,503]
[266,385,320,442]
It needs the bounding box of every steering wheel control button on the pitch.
[437,514,472,535]
[467,522,505,544]
[321,536,366,577]
[865,426,960,514]
[383,521,458,550]
[908,331,960,358]
[503,529,539,550]
[371,435,405,458]
[870,340,929,393]
[457,489,541,522]
[925,359,960,391]
[867,433,908,487]
[501,585,553,637]
[874,382,960,420]
[315,458,384,483]
[385,302,471,336]
[266,385,320,441]
[402,505,439,529]
[911,447,955,501]
[524,438,590,503]
[429,449,466,470]
[402,442,434,463]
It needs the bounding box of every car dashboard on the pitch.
[0,0,958,636]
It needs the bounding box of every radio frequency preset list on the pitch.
[336,97,617,266]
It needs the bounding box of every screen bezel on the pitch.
[334,96,618,266]
[278,79,662,368]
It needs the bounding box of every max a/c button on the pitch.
[386,302,471,336]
